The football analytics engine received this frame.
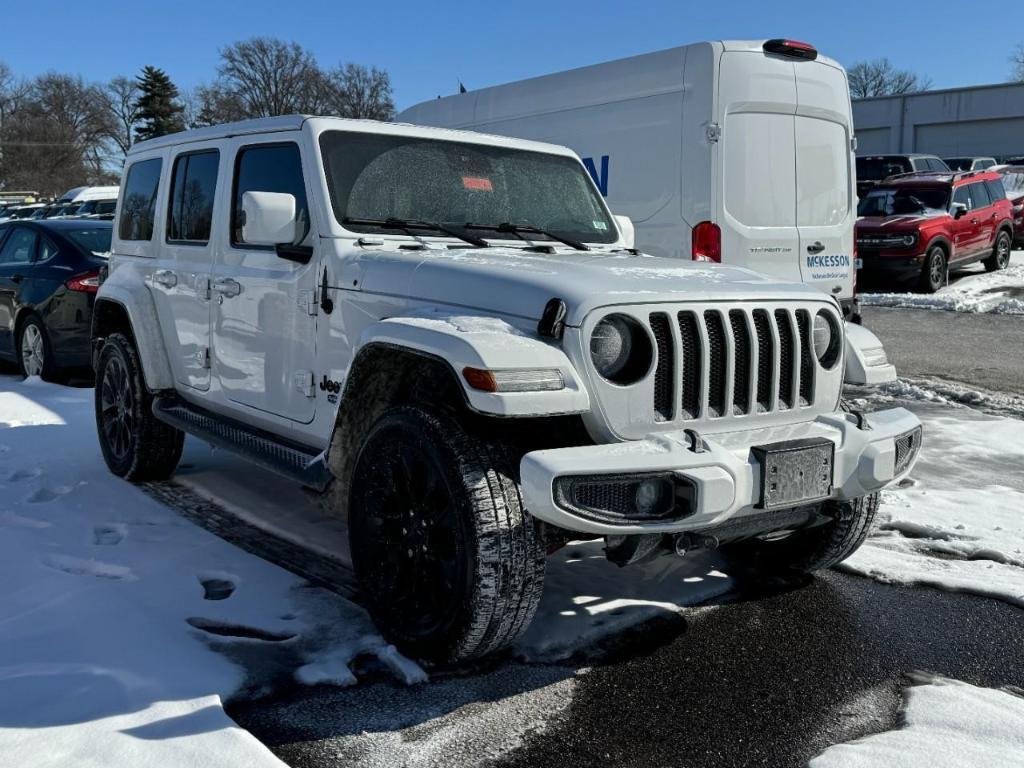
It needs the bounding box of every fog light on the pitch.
[635,478,668,516]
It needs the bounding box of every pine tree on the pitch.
[134,66,185,141]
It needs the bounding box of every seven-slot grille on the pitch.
[648,306,820,424]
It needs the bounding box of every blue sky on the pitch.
[3,0,1022,109]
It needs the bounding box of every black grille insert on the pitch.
[729,310,751,415]
[678,311,701,419]
[650,313,674,421]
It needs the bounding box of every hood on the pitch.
[856,211,948,232]
[337,246,830,326]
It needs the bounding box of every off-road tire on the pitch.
[736,493,880,575]
[17,314,60,381]
[348,405,546,663]
[95,333,184,481]
[984,230,1012,272]
[918,245,947,293]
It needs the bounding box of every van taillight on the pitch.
[763,39,818,61]
[692,221,721,263]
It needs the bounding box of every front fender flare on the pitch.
[844,322,896,386]
[356,314,590,417]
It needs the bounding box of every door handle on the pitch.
[10,274,23,284]
[806,241,825,254]
[212,277,242,298]
[153,269,178,288]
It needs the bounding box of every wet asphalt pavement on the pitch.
[229,569,1024,768]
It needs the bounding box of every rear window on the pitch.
[119,158,162,241]
[64,227,113,255]
[857,157,911,181]
[167,150,219,243]
[724,113,796,227]
[796,117,850,227]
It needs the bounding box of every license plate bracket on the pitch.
[752,438,834,510]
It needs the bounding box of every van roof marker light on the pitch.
[763,39,818,61]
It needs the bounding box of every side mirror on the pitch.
[242,191,299,246]
[614,214,635,249]
[951,202,968,219]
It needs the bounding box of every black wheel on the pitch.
[349,406,546,663]
[95,333,184,480]
[733,493,880,575]
[984,230,1012,272]
[918,245,947,293]
[17,315,59,381]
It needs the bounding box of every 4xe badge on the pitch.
[319,375,341,403]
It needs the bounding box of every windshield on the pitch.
[856,157,912,182]
[64,227,112,255]
[857,186,950,217]
[998,169,1024,197]
[320,131,616,245]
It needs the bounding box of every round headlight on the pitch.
[813,311,842,369]
[590,314,653,385]
[901,234,916,247]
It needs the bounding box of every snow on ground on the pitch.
[860,250,1024,314]
[0,376,425,768]
[842,383,1024,608]
[810,674,1024,767]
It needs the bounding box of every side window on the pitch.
[167,150,220,243]
[119,158,162,241]
[986,179,1006,202]
[952,185,971,209]
[37,237,59,262]
[0,228,37,265]
[970,182,991,209]
[232,143,309,246]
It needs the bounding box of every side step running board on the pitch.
[153,396,333,492]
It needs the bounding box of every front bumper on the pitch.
[520,407,922,536]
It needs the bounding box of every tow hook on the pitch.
[673,532,720,557]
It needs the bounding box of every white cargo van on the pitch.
[400,39,859,320]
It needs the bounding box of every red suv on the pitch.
[855,171,1014,292]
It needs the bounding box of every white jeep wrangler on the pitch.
[93,116,921,663]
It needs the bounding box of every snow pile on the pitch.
[841,392,1024,608]
[860,253,1024,315]
[810,675,1024,767]
[0,376,424,768]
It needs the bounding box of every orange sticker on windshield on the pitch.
[462,176,493,191]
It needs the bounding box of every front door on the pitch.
[0,226,37,354]
[949,185,981,259]
[211,138,318,424]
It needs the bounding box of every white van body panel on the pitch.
[398,39,856,304]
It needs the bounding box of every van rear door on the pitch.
[794,61,854,301]
[717,48,854,301]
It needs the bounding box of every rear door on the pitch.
[794,61,854,301]
[0,225,37,353]
[718,50,800,283]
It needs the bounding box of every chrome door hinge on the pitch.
[197,346,210,369]
[706,123,721,143]
[297,289,318,316]
[293,369,315,397]
[851,136,859,152]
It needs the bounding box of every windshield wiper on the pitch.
[342,217,488,248]
[464,222,590,251]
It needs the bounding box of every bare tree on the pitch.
[1012,44,1024,81]
[217,37,329,117]
[327,63,395,120]
[848,58,933,99]
[105,76,141,158]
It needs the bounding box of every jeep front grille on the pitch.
[647,305,821,425]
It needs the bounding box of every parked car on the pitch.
[855,170,1013,292]
[855,154,949,199]
[0,204,47,223]
[401,39,863,322]
[72,199,117,219]
[93,116,920,663]
[0,219,111,379]
[943,156,997,171]
[992,165,1024,246]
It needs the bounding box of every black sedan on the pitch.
[0,219,111,380]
